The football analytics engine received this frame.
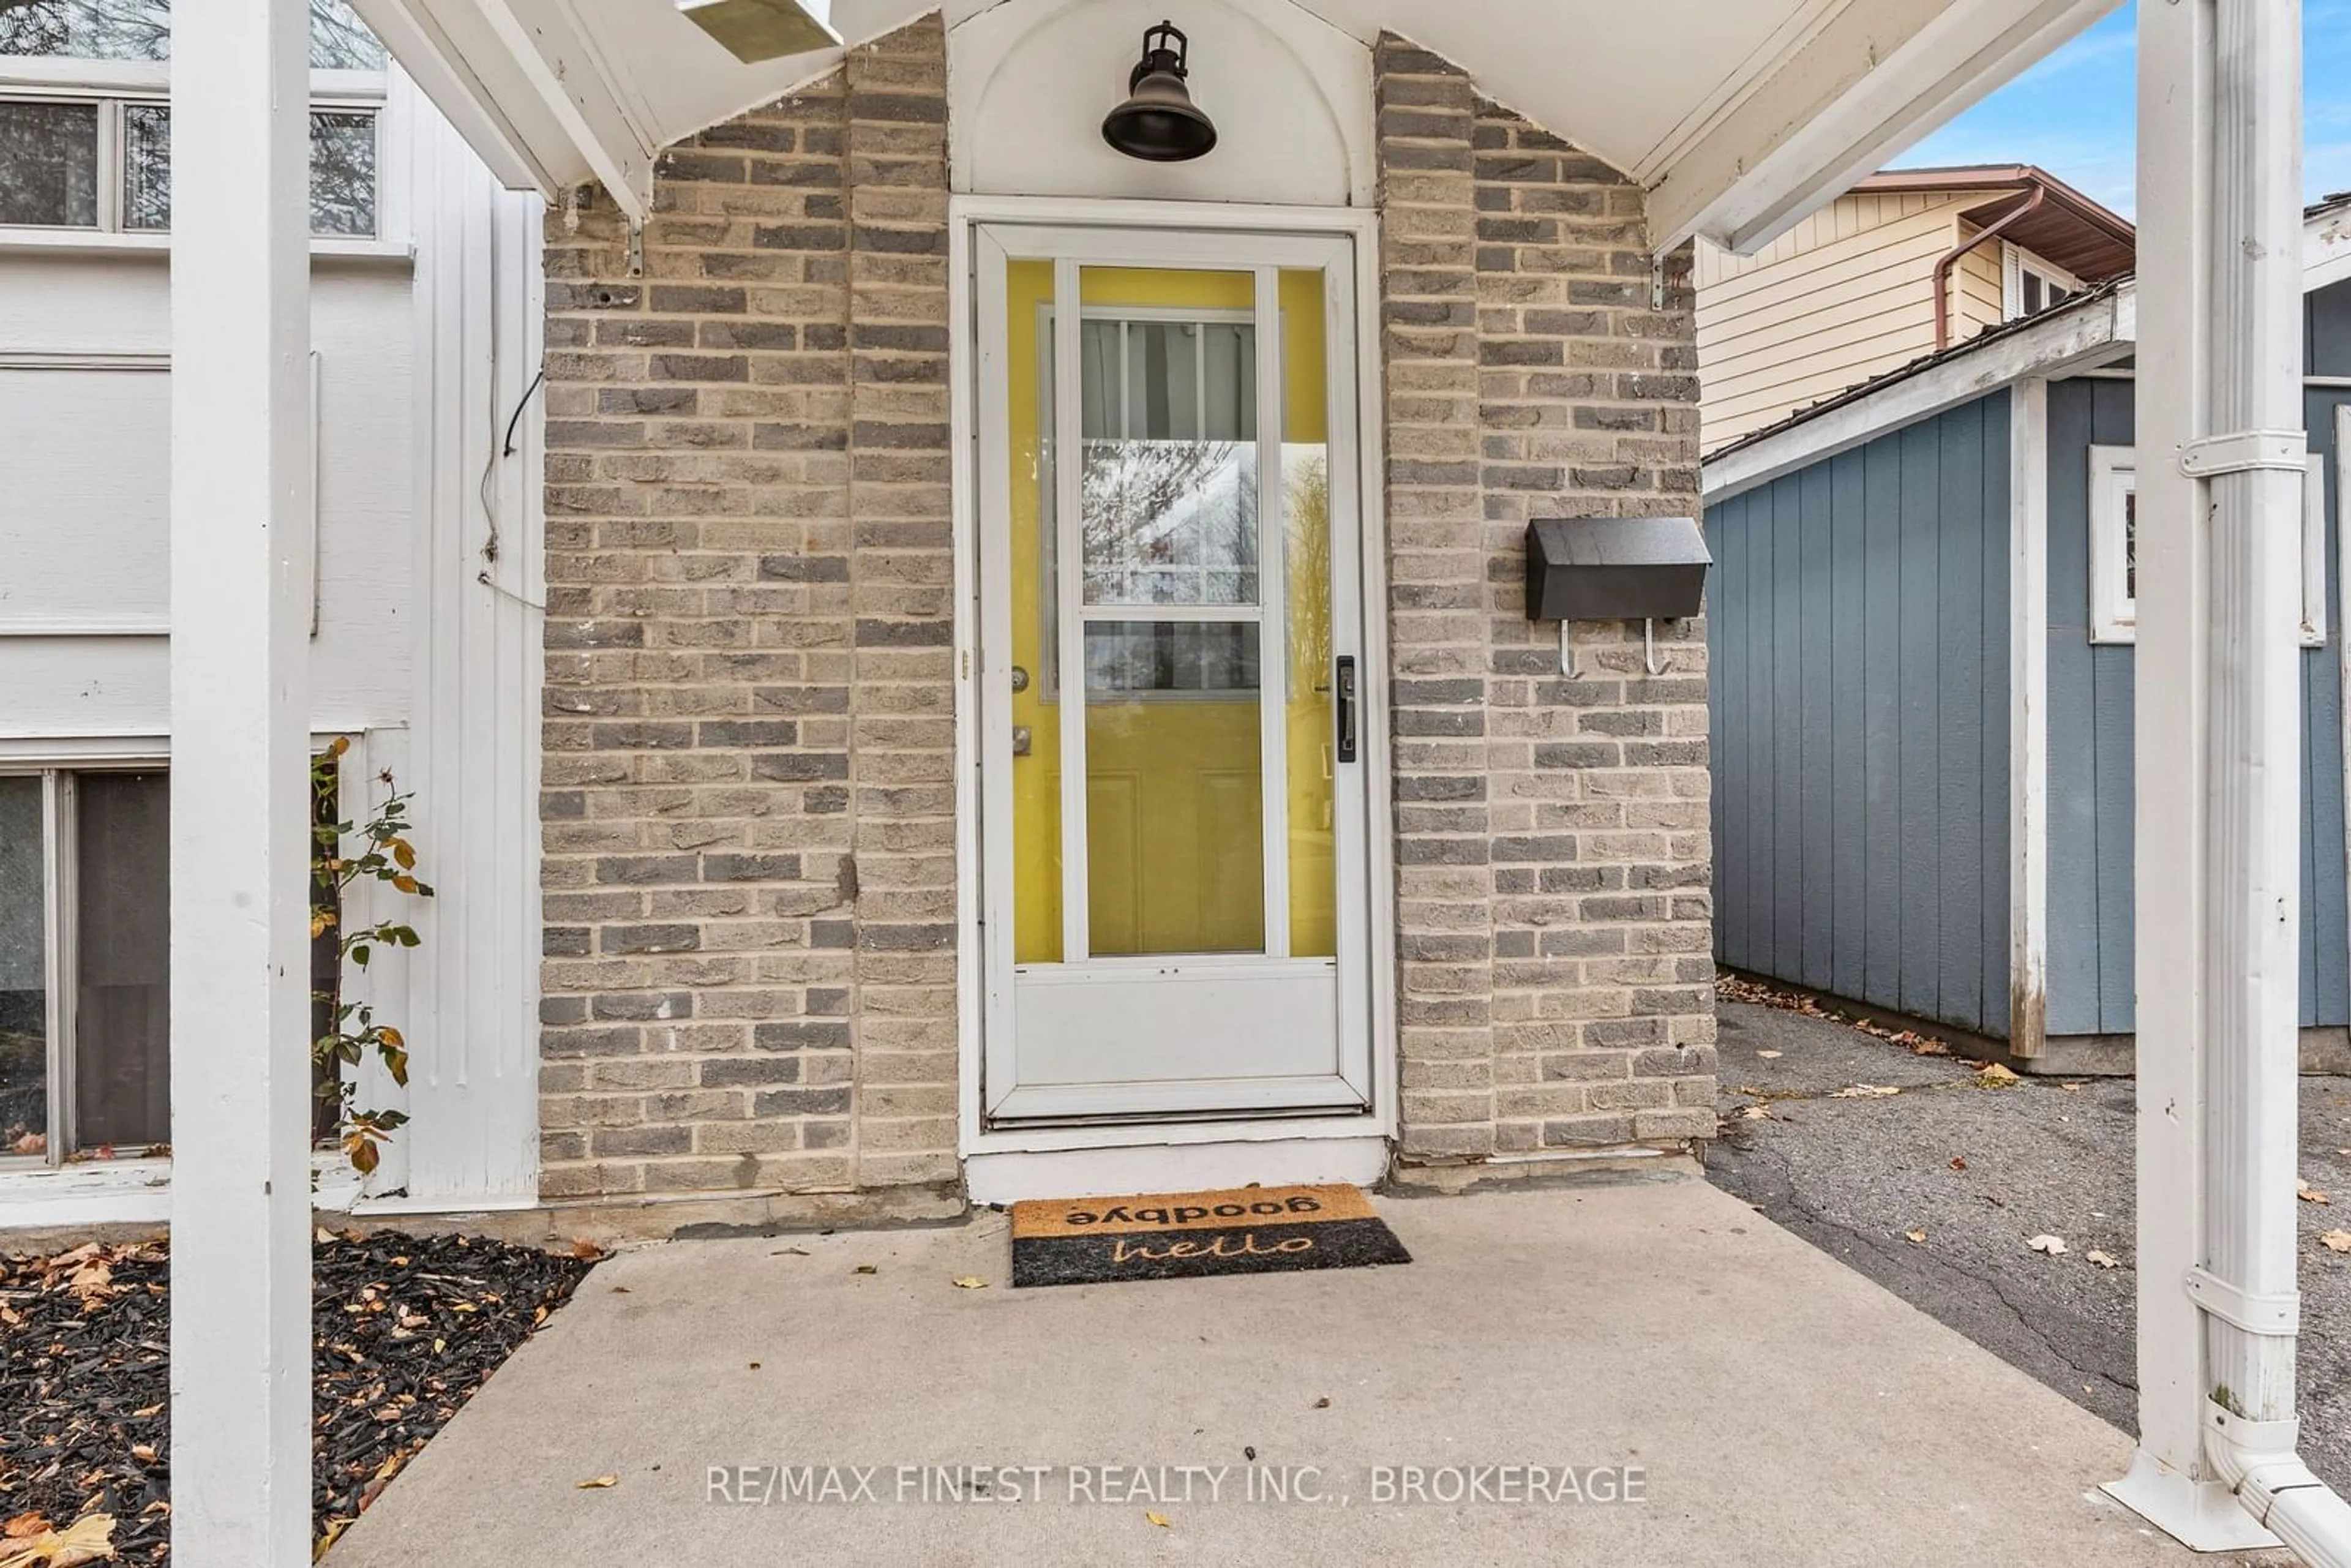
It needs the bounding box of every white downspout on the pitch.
[2121,0,2351,1558]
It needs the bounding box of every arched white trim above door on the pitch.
[946,0,1373,208]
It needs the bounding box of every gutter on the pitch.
[1931,182,2047,349]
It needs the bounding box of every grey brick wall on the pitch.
[1374,38,1716,1167]
[531,21,1713,1206]
[536,15,955,1202]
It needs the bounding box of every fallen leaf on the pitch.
[2301,1180,2333,1205]
[1144,1512,1171,1529]
[571,1239,606,1260]
[2058,1081,2085,1093]
[1755,1049,1783,1060]
[951,1276,988,1290]
[2322,1229,2351,1254]
[853,1264,878,1276]
[2027,1234,2068,1255]
[771,1247,809,1257]
[1829,1084,1900,1098]
[577,1474,619,1490]
[1976,1063,2022,1088]
[1738,1105,1769,1120]
[1949,1157,1970,1171]
[1910,1038,1951,1056]
[1313,1396,1330,1409]
[2,1517,48,1542]
[10,1133,44,1157]
[1905,1229,1926,1244]
[2087,1250,2122,1269]
[0,1513,116,1568]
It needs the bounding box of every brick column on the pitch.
[1373,37,1497,1160]
[536,17,956,1208]
[842,20,959,1185]
[1374,39,1717,1174]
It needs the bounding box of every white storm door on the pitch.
[973,222,1371,1123]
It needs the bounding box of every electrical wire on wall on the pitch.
[473,200,547,612]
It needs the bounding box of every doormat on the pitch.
[1009,1184,1411,1288]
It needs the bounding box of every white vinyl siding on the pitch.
[1697,192,1984,450]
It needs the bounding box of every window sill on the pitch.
[0,229,413,266]
[0,1152,366,1231]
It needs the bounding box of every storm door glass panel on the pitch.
[73,773,168,1148]
[1075,266,1265,957]
[0,779,45,1157]
[0,100,99,227]
[1277,268,1337,959]
[1007,260,1065,964]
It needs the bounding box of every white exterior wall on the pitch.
[0,68,544,1217]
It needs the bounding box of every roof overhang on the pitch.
[1858,163,2137,280]
[348,0,2123,250]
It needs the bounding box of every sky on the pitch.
[1897,1,2351,216]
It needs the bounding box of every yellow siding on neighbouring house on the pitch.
[1698,189,2092,452]
[1953,230,2006,340]
[1698,192,1978,450]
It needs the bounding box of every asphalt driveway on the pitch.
[1707,989,2351,1492]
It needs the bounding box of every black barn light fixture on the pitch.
[1101,20,1217,162]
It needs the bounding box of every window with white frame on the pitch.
[0,0,386,238]
[0,762,346,1166]
[0,768,171,1161]
[2003,244,2082,321]
[2087,442,2328,645]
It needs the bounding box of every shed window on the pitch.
[2088,443,2327,646]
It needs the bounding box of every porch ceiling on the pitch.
[348,0,2120,249]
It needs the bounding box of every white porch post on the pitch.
[167,0,316,1553]
[2110,0,2315,1551]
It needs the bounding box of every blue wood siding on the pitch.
[2041,376,2351,1033]
[1704,393,2012,1035]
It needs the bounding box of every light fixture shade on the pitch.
[678,0,839,65]
[1102,20,1217,162]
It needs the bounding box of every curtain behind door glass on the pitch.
[74,773,168,1148]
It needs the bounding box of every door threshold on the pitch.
[984,1099,1369,1133]
[963,1131,1391,1207]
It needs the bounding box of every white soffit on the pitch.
[356,0,2109,250]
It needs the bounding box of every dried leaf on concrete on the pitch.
[2321,1229,2351,1254]
[1829,1084,1901,1099]
[2026,1234,2068,1255]
[2087,1250,2123,1270]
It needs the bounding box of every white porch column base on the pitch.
[2105,1451,2282,1553]
[166,0,316,1554]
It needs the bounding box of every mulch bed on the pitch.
[0,1229,596,1562]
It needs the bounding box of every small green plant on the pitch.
[311,736,433,1176]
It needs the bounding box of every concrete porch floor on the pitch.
[326,1177,2241,1567]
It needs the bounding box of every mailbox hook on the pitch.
[1643,618,1667,677]
[1558,618,1578,679]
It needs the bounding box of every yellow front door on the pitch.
[975,225,1370,1122]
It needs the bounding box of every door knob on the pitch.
[1010,665,1031,693]
[1011,725,1032,756]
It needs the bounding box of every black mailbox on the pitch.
[1524,516,1711,622]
